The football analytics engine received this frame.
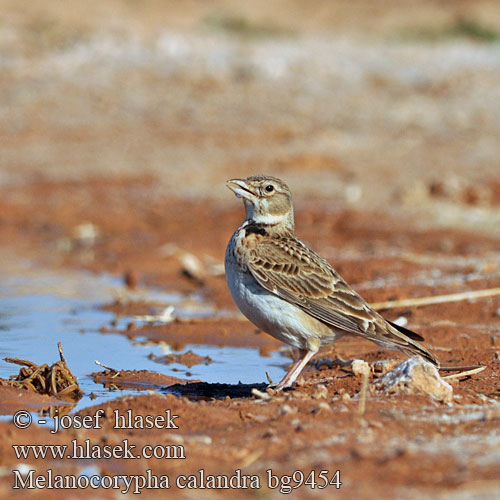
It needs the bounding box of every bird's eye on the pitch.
[265,185,274,193]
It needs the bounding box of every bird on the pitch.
[224,174,438,391]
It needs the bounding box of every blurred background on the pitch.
[1,6,500,495]
[1,0,500,233]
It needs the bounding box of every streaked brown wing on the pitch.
[246,237,378,336]
[246,236,438,365]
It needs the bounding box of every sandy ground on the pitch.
[1,1,500,498]
[1,180,500,499]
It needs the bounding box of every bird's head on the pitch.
[226,175,294,232]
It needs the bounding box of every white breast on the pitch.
[224,229,336,351]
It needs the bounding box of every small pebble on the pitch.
[318,401,331,412]
[124,270,138,289]
[393,316,408,327]
[279,404,297,416]
[352,359,370,377]
[312,384,328,399]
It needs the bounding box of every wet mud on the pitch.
[0,178,499,499]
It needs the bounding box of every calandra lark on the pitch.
[225,174,438,390]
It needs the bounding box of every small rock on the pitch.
[345,183,362,204]
[179,252,206,283]
[342,393,351,403]
[252,388,271,400]
[134,305,175,324]
[393,316,408,327]
[279,404,297,416]
[318,401,331,412]
[158,242,179,257]
[373,356,453,402]
[245,413,268,423]
[73,222,99,246]
[371,359,400,375]
[312,384,328,399]
[352,359,370,377]
[124,270,138,289]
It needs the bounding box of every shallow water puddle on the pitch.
[0,255,286,416]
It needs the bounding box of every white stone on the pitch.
[373,356,453,403]
[351,359,371,377]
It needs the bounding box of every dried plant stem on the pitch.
[442,366,486,380]
[94,360,121,375]
[57,342,66,363]
[358,371,369,417]
[370,287,500,311]
[2,344,81,400]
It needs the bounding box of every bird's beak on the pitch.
[226,179,257,200]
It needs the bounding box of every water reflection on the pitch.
[0,255,286,416]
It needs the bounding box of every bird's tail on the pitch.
[365,319,439,366]
[386,320,439,367]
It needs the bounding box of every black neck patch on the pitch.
[245,222,267,236]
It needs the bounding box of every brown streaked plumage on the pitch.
[225,174,438,390]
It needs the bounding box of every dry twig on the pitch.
[94,360,121,377]
[442,366,486,380]
[358,371,369,417]
[371,287,500,311]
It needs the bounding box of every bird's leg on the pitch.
[275,349,317,391]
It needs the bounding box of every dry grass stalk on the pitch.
[94,359,121,378]
[358,371,369,417]
[442,366,486,380]
[370,287,500,311]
